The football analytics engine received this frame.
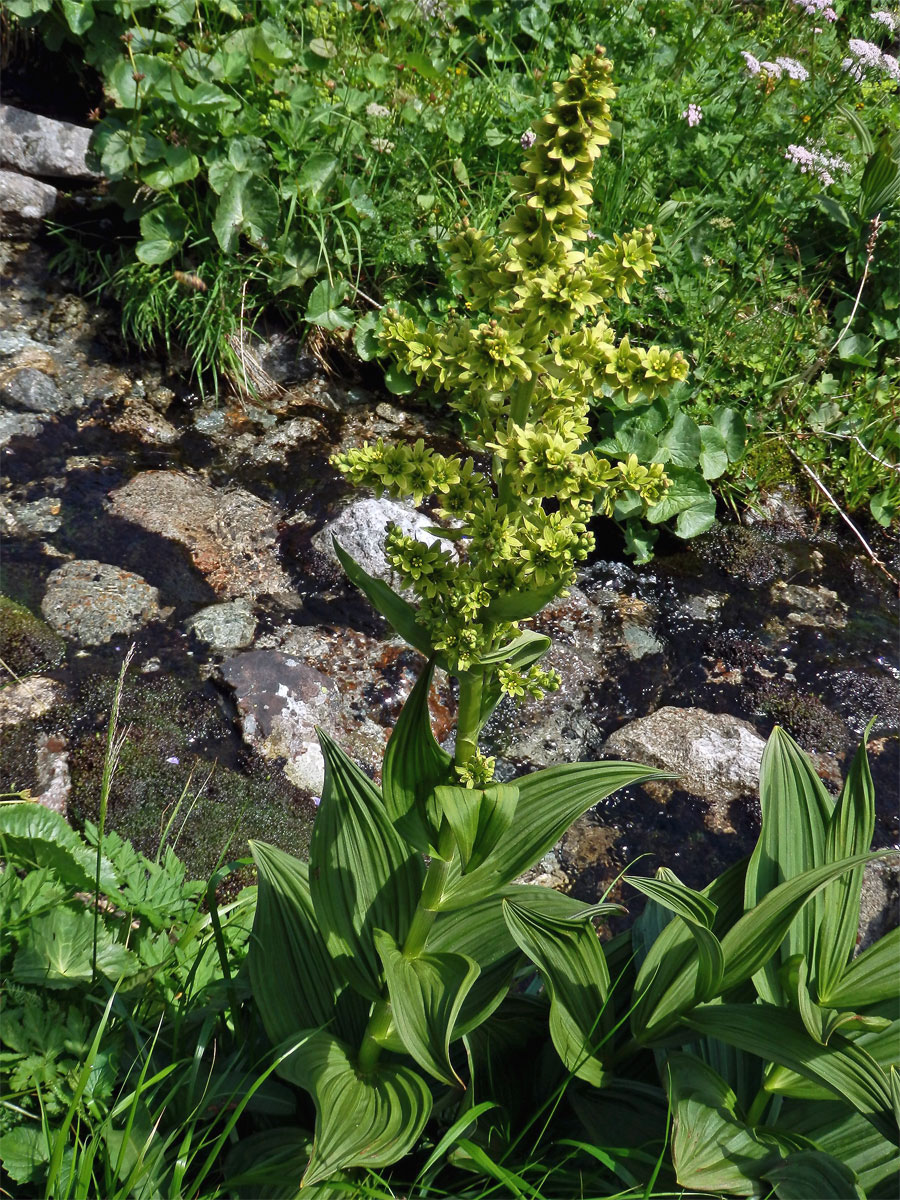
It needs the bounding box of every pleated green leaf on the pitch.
[440,760,669,910]
[627,869,724,1003]
[635,852,882,1041]
[745,727,834,1004]
[823,926,900,1009]
[476,628,551,669]
[816,731,876,1004]
[309,729,425,1000]
[777,1103,900,1196]
[428,885,616,1038]
[666,1053,785,1195]
[333,539,437,660]
[248,841,368,1048]
[782,954,890,1047]
[764,1149,865,1199]
[374,928,480,1084]
[765,1020,900,1101]
[279,1030,432,1188]
[683,1004,899,1145]
[437,783,518,872]
[381,661,453,852]
[503,897,615,1086]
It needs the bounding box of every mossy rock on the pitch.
[0,595,65,676]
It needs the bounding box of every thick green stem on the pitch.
[455,672,484,769]
[497,375,538,509]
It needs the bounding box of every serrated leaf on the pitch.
[279,1031,432,1186]
[686,1005,900,1145]
[249,841,367,1047]
[374,928,480,1084]
[305,279,354,331]
[13,907,140,988]
[0,1125,50,1185]
[0,802,118,896]
[503,897,615,1085]
[309,729,424,1001]
[437,783,518,872]
[440,760,669,910]
[141,144,200,189]
[353,311,381,361]
[659,412,701,467]
[333,539,436,660]
[212,172,279,253]
[745,727,834,1005]
[298,152,338,200]
[646,466,714,527]
[381,660,453,852]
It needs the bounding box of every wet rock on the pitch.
[0,408,43,446]
[772,581,848,629]
[109,397,179,445]
[0,495,62,536]
[187,598,257,654]
[602,707,767,831]
[0,366,69,414]
[0,597,66,675]
[0,169,58,237]
[256,622,453,738]
[42,560,162,645]
[312,495,448,585]
[0,106,96,179]
[0,676,62,726]
[249,416,327,465]
[744,486,811,532]
[220,648,389,793]
[857,857,899,952]
[108,470,293,599]
[34,733,70,816]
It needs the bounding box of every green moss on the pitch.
[758,684,848,757]
[0,595,65,676]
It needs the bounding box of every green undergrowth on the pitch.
[5,0,899,542]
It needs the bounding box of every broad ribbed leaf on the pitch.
[476,628,551,669]
[374,928,480,1084]
[381,661,453,851]
[783,954,889,1047]
[440,761,669,910]
[816,732,876,1004]
[745,727,834,1004]
[666,1053,785,1195]
[503,897,615,1085]
[635,853,883,1041]
[437,783,518,872]
[627,869,724,1002]
[765,1150,865,1199]
[777,1103,899,1195]
[486,580,559,621]
[279,1031,432,1187]
[765,1020,899,1101]
[333,539,437,660]
[309,730,425,1000]
[684,1005,899,1144]
[824,927,900,1008]
[249,841,367,1046]
[427,885,605,1037]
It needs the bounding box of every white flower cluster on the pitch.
[793,0,838,19]
[366,102,391,119]
[785,143,850,187]
[870,10,899,31]
[681,103,703,126]
[842,37,900,81]
[742,51,809,80]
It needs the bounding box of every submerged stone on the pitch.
[187,598,257,654]
[42,560,162,645]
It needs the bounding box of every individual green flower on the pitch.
[455,750,496,788]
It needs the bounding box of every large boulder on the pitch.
[42,560,162,645]
[312,495,450,586]
[0,169,57,238]
[0,106,96,178]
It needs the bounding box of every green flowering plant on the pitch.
[336,47,684,680]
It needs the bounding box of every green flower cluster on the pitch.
[333,49,687,684]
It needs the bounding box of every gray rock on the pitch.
[34,733,70,817]
[857,857,899,952]
[250,416,326,465]
[0,409,43,446]
[0,367,67,414]
[602,706,767,822]
[108,470,293,599]
[772,582,848,629]
[0,169,58,237]
[42,560,162,645]
[187,598,257,654]
[0,676,62,726]
[313,495,449,585]
[0,105,96,178]
[220,648,389,794]
[0,495,63,536]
